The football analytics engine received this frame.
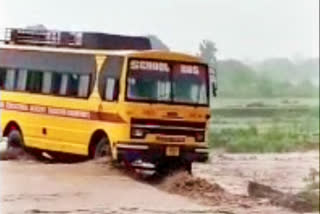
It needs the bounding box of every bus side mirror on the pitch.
[212,82,217,97]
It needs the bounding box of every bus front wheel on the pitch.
[93,137,111,159]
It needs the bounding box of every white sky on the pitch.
[0,0,318,61]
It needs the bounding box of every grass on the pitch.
[212,107,314,118]
[209,125,318,153]
[209,98,319,153]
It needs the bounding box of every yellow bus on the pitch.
[0,28,212,173]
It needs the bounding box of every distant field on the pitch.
[209,98,319,153]
[211,98,319,109]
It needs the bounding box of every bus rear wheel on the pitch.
[6,129,26,158]
[7,129,23,150]
[7,129,44,160]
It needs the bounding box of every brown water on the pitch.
[0,150,318,214]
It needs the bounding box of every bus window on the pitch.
[16,69,27,91]
[104,78,116,100]
[0,49,95,98]
[42,72,52,94]
[0,68,6,90]
[59,74,69,95]
[99,56,123,101]
[51,72,62,95]
[5,69,16,90]
[26,71,43,93]
[78,75,90,98]
[47,72,90,98]
[67,74,80,97]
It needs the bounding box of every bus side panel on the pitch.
[1,104,128,157]
[26,114,92,155]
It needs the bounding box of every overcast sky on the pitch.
[0,0,318,61]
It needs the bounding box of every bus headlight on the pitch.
[131,128,145,138]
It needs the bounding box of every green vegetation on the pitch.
[209,99,319,153]
[209,125,318,153]
[197,39,319,98]
[217,59,319,98]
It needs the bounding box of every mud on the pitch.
[248,181,313,212]
[0,148,319,214]
[193,151,319,195]
[156,172,298,214]
[0,148,36,161]
[158,171,228,205]
[0,160,212,214]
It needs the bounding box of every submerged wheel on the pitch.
[6,129,26,159]
[92,137,111,159]
[7,129,24,149]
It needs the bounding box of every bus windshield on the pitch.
[126,59,209,106]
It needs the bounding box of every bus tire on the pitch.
[93,137,110,159]
[7,129,24,149]
[185,161,192,174]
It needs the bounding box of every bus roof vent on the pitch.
[3,28,152,50]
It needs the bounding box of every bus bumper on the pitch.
[116,142,209,164]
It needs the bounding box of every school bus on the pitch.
[0,28,211,172]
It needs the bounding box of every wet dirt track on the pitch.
[0,160,213,214]
[0,151,319,214]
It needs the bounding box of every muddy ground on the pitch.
[0,149,318,214]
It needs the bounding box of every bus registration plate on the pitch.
[166,146,179,156]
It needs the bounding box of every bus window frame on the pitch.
[0,49,97,99]
[98,56,124,102]
[0,67,95,100]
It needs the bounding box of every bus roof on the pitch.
[0,44,203,63]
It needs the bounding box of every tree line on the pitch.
[197,40,319,98]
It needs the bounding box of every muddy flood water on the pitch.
[0,149,318,214]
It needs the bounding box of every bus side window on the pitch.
[16,69,27,91]
[59,74,69,96]
[46,72,90,98]
[66,74,80,97]
[42,72,52,94]
[104,78,117,101]
[0,68,6,90]
[5,69,16,90]
[51,72,62,95]
[78,75,90,98]
[99,56,124,101]
[26,70,43,93]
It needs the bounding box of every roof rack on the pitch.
[3,27,152,50]
[4,28,82,47]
